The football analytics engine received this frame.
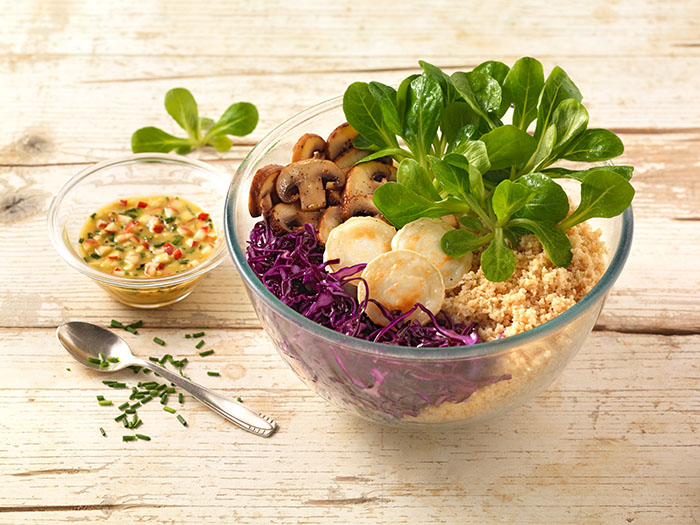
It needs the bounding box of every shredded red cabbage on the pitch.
[246,220,479,348]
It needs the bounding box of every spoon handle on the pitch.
[133,358,277,437]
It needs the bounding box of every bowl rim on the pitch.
[48,152,231,290]
[224,96,634,360]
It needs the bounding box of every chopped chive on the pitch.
[98,400,113,406]
[128,320,143,329]
[122,435,136,442]
[90,212,96,219]
[133,419,143,429]
[122,417,129,428]
[179,393,184,404]
[96,395,105,401]
[66,368,70,371]
[149,356,159,362]
[199,349,214,357]
[131,402,141,409]
[90,253,101,259]
[192,331,205,338]
[185,334,191,339]
[118,401,130,410]
[237,397,243,403]
[163,406,176,414]
[128,365,142,373]
[177,415,187,426]
[105,382,126,389]
[135,433,150,441]
[142,381,158,389]
[125,326,138,334]
[160,395,168,405]
[115,413,126,422]
[141,395,153,404]
[98,352,105,362]
[108,357,120,363]
[99,361,109,369]
[143,369,152,374]
[207,371,220,377]
[99,427,106,437]
[153,337,165,346]
[87,357,100,364]
[110,319,124,328]
[129,387,137,400]
[159,354,171,364]
[164,387,176,394]
[125,408,136,414]
[79,238,84,244]
[195,340,205,349]
[154,384,166,392]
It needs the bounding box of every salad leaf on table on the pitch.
[342,58,635,282]
[131,88,258,154]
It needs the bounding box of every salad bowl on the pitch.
[224,97,634,427]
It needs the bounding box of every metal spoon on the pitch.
[56,321,277,437]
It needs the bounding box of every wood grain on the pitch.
[2,1,699,523]
[0,329,698,524]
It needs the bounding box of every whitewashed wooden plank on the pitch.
[0,329,697,524]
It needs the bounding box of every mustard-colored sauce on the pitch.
[78,195,217,278]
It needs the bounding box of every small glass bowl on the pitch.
[224,97,634,427]
[48,154,230,308]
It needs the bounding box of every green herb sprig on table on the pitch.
[342,58,635,282]
[131,88,258,154]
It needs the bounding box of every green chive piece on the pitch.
[133,419,143,429]
[98,400,113,406]
[122,435,136,442]
[153,337,165,346]
[122,417,129,428]
[142,381,158,389]
[125,326,138,334]
[110,319,124,329]
[102,381,117,386]
[128,365,142,373]
[96,395,105,401]
[160,395,168,405]
[128,320,143,329]
[195,340,205,349]
[159,354,171,364]
[185,334,191,339]
[87,357,100,364]
[98,352,105,362]
[125,408,135,414]
[177,415,187,426]
[163,406,176,414]
[141,395,153,404]
[237,397,243,403]
[164,387,176,394]
[100,361,109,369]
[135,433,150,441]
[99,427,106,437]
[199,349,214,357]
[143,369,152,374]
[106,382,126,388]
[118,402,129,411]
[148,356,159,363]
[179,393,184,404]
[192,331,205,338]
[66,368,70,371]
[154,384,166,392]
[114,413,126,422]
[207,371,220,377]
[131,402,141,410]
[108,357,120,363]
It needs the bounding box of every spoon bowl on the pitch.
[56,321,278,437]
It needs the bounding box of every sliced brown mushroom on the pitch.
[266,202,321,235]
[340,195,383,221]
[342,161,397,201]
[291,133,327,162]
[326,188,342,206]
[326,122,358,160]
[333,147,371,169]
[276,159,346,211]
[248,164,283,217]
[317,206,342,245]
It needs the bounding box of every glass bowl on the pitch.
[224,97,634,427]
[49,154,230,308]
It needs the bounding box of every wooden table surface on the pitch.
[1,2,699,523]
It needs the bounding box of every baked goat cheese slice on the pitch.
[323,216,396,272]
[391,217,472,289]
[357,250,445,326]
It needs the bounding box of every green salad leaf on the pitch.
[341,58,635,281]
[132,88,258,154]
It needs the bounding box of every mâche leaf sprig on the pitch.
[131,88,258,154]
[342,58,635,282]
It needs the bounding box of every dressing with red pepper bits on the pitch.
[78,196,217,278]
